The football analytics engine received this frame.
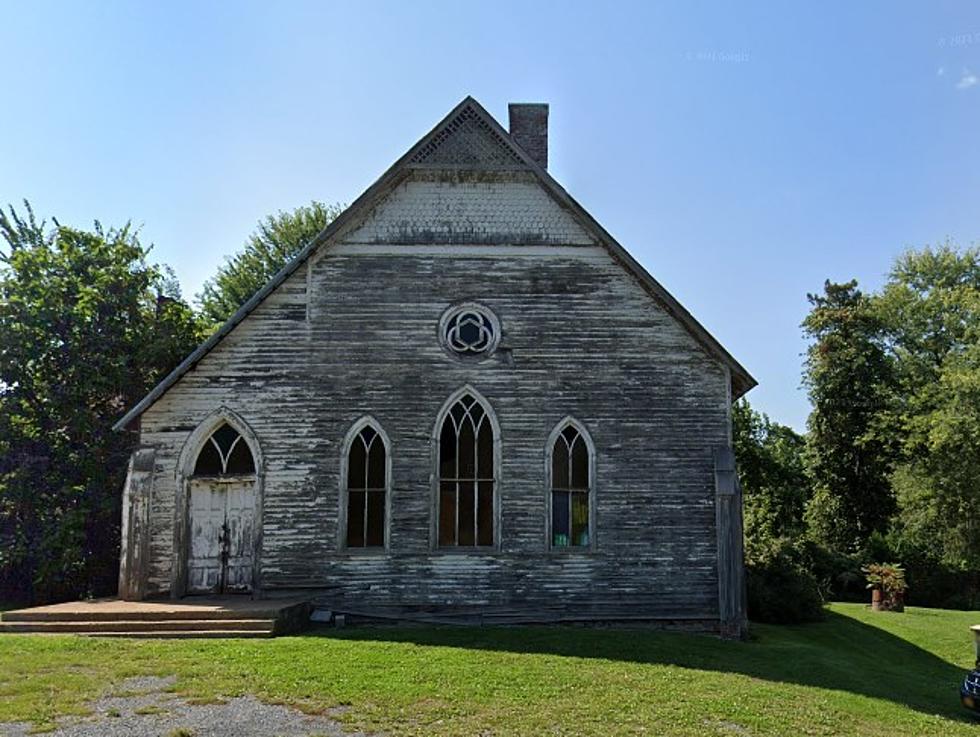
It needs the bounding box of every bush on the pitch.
[786,532,980,611]
[803,541,864,603]
[746,538,826,624]
[898,554,980,610]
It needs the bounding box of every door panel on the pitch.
[223,482,255,593]
[188,481,224,594]
[187,479,255,594]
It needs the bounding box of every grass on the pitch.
[0,603,977,736]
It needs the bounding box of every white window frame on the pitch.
[545,417,597,552]
[338,416,392,553]
[431,385,502,551]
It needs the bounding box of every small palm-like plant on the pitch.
[862,562,907,612]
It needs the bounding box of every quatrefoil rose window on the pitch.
[441,304,500,357]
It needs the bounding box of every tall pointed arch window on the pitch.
[193,422,255,477]
[548,420,594,549]
[344,421,388,548]
[438,391,496,547]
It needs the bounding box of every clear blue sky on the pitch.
[2,2,979,430]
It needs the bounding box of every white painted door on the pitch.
[188,480,256,594]
[222,483,256,592]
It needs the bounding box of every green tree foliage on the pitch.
[877,246,980,571]
[732,400,809,540]
[797,245,980,609]
[0,202,202,603]
[197,201,344,325]
[801,280,899,553]
[745,538,826,624]
[733,400,824,623]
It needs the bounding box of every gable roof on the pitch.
[114,96,755,431]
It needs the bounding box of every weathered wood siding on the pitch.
[138,171,731,621]
[117,448,156,601]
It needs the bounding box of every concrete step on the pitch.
[0,607,293,622]
[0,629,273,639]
[0,598,310,638]
[60,630,274,640]
[0,618,275,634]
[86,629,275,639]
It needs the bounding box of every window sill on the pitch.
[338,548,389,557]
[547,547,598,555]
[189,475,256,483]
[430,546,500,555]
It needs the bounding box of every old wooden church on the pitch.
[115,97,756,636]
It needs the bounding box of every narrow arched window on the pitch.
[549,421,593,549]
[345,423,387,548]
[438,392,496,547]
[193,422,255,476]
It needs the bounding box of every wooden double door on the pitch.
[187,479,256,594]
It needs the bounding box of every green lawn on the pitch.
[0,603,977,736]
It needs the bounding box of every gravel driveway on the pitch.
[0,676,374,737]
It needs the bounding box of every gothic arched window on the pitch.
[548,420,594,549]
[437,391,496,547]
[344,421,388,548]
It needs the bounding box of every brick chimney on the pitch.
[508,103,549,170]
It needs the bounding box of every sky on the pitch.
[2,2,979,430]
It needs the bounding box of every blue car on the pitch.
[963,669,980,713]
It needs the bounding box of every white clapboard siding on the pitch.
[138,171,730,622]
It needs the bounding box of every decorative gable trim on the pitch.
[409,103,525,168]
[341,169,597,246]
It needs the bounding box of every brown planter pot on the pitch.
[871,588,883,611]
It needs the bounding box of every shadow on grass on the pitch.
[306,610,974,723]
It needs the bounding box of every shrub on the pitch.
[746,538,826,624]
[782,534,980,611]
[801,540,864,602]
[904,562,980,609]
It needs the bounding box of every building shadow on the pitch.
[304,610,975,723]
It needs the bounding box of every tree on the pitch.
[734,400,825,623]
[732,399,809,541]
[197,201,344,325]
[877,245,980,571]
[802,280,899,553]
[0,202,202,603]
